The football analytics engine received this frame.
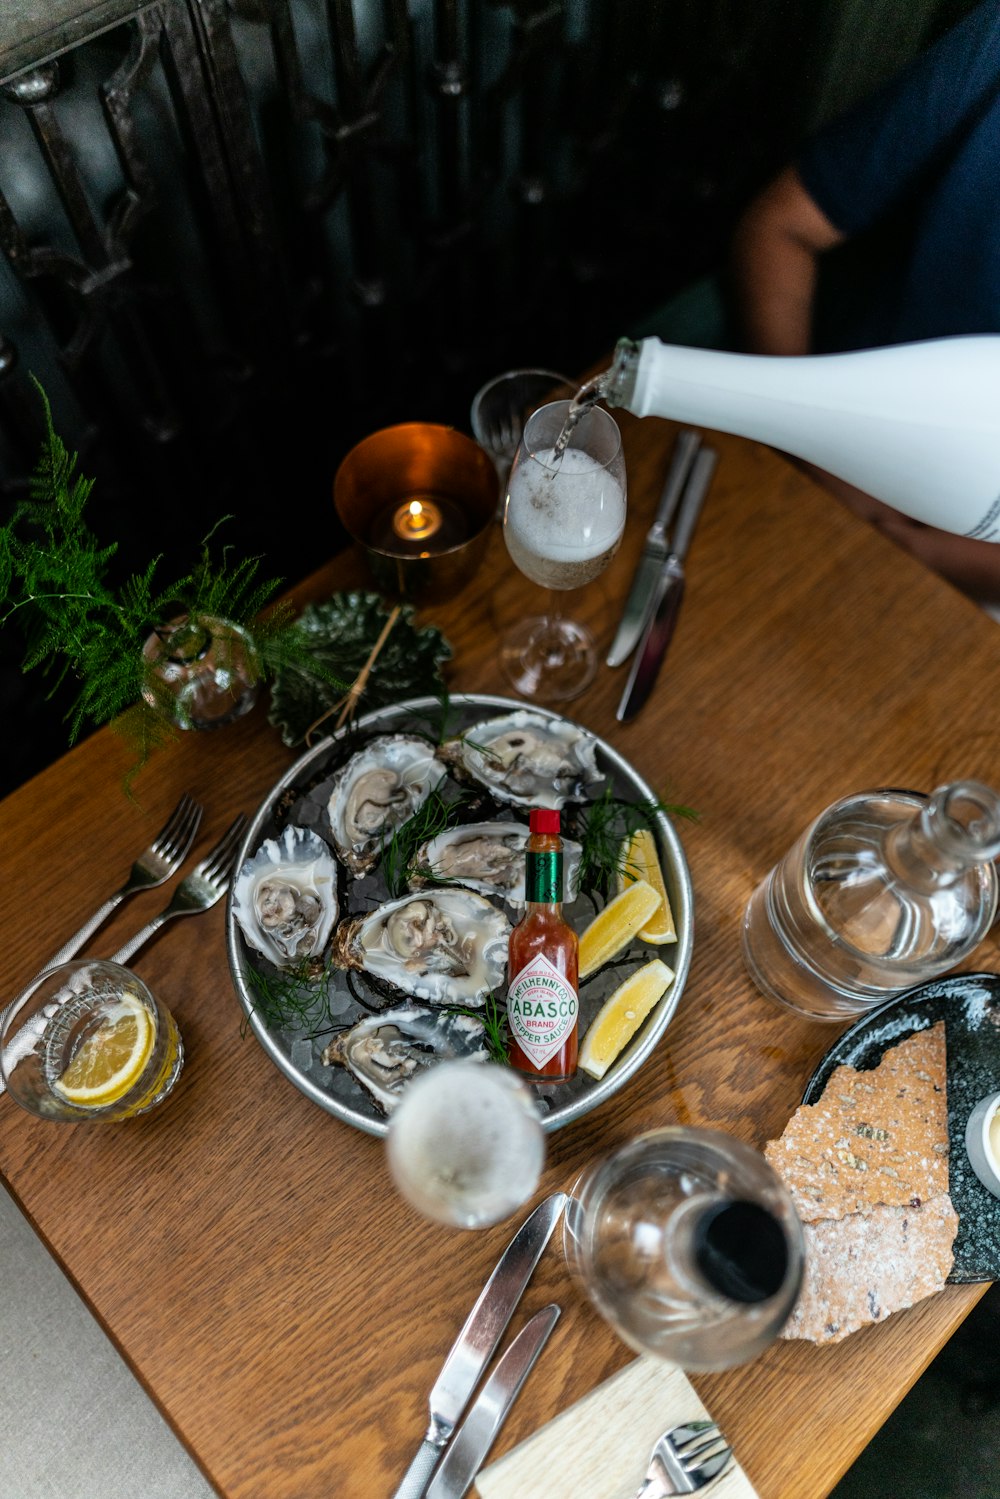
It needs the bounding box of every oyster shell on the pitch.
[232,824,338,968]
[438,711,601,809]
[409,820,583,904]
[331,888,510,1006]
[322,1004,488,1114]
[326,733,447,875]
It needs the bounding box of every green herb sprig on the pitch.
[0,379,347,776]
[446,989,510,1067]
[243,958,334,1038]
[576,786,699,896]
[380,784,473,898]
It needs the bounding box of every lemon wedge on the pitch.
[578,958,675,1079]
[578,879,662,979]
[53,995,155,1108]
[617,827,677,944]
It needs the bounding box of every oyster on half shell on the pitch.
[331,888,510,1006]
[326,733,447,875]
[322,1004,488,1114]
[232,824,338,968]
[409,820,582,905]
[438,711,601,809]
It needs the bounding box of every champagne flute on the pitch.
[501,399,626,702]
[386,1060,546,1229]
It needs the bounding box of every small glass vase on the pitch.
[142,613,259,730]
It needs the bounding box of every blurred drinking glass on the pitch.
[471,369,573,489]
[1,959,183,1122]
[501,399,626,702]
[563,1127,803,1370]
[386,1060,545,1229]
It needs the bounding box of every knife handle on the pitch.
[652,429,702,532]
[392,1438,443,1499]
[616,571,685,724]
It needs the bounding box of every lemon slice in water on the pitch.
[617,827,677,944]
[578,879,662,979]
[53,995,155,1107]
[579,958,675,1080]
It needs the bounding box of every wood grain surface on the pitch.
[2,411,1000,1499]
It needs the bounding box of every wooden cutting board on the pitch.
[475,1355,759,1499]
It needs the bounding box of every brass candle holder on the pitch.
[334,423,498,602]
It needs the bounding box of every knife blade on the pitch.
[391,1193,567,1499]
[616,446,718,723]
[424,1305,561,1499]
[606,428,701,667]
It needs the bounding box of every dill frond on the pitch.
[445,988,510,1066]
[380,785,470,898]
[576,787,699,896]
[242,959,334,1037]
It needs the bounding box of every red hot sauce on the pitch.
[506,809,579,1083]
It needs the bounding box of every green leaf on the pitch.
[266,591,453,747]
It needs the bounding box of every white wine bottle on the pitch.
[602,335,1000,540]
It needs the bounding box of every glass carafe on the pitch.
[742,780,1000,1021]
[563,1128,803,1371]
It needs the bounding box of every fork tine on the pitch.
[690,1448,732,1485]
[679,1431,729,1467]
[200,814,249,882]
[667,1422,716,1449]
[151,794,204,862]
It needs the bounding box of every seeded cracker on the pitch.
[764,1022,949,1222]
[782,1197,960,1344]
[768,1020,958,1345]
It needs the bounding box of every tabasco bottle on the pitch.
[506,809,579,1083]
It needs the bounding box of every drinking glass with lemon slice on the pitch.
[1,959,183,1122]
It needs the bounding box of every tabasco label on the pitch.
[507,952,579,1069]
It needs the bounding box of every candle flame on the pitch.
[408,500,423,520]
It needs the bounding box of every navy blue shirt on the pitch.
[798,1,1000,349]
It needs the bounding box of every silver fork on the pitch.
[634,1421,733,1497]
[39,793,204,971]
[109,814,248,965]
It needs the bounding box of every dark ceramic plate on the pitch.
[802,973,1000,1283]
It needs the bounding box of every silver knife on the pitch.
[616,446,718,723]
[424,1305,561,1499]
[392,1193,567,1499]
[606,428,702,667]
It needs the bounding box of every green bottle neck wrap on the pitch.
[525,849,562,904]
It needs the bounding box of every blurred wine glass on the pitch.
[386,1060,546,1229]
[563,1127,804,1370]
[471,369,573,490]
[501,399,626,702]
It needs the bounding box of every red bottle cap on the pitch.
[530,809,561,833]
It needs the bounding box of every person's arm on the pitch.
[730,166,845,356]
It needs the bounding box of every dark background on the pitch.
[0,0,981,795]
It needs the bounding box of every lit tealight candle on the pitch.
[368,492,471,557]
[395,498,441,542]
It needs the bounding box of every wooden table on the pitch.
[3,410,999,1499]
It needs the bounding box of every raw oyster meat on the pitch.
[326,733,447,875]
[322,1005,488,1114]
[232,824,338,968]
[331,888,510,1006]
[409,820,583,904]
[438,711,601,809]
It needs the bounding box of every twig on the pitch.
[305,603,403,745]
